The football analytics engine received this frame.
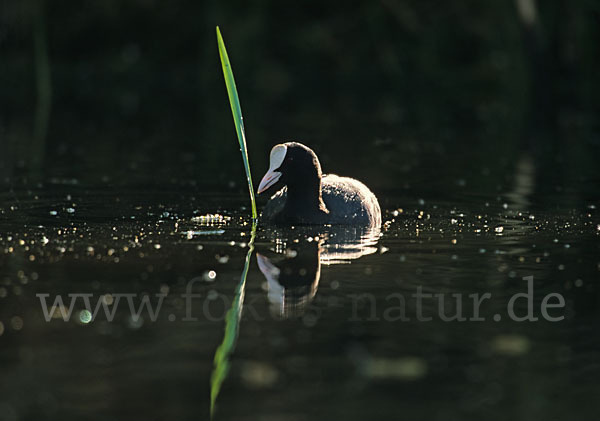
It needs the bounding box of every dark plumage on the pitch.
[257,142,381,226]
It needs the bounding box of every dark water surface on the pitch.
[0,166,599,420]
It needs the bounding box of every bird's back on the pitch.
[261,174,381,227]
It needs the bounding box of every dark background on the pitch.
[1,0,599,196]
[1,3,600,420]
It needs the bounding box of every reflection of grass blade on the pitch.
[216,26,257,220]
[210,220,257,418]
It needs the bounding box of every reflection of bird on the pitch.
[317,226,381,265]
[257,224,384,318]
[257,241,321,318]
[257,142,381,227]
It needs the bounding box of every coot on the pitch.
[257,142,381,226]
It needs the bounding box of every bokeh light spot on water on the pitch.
[127,315,144,329]
[10,316,23,331]
[79,310,92,324]
[490,334,531,356]
[191,213,231,225]
[363,357,428,381]
[185,229,225,237]
[203,270,217,282]
[240,361,279,389]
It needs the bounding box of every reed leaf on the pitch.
[210,220,257,417]
[216,26,257,220]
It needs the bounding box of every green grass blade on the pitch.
[210,220,257,418]
[216,26,257,220]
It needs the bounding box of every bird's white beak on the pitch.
[256,253,284,309]
[257,144,287,194]
[257,169,282,194]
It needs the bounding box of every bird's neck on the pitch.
[285,176,328,216]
